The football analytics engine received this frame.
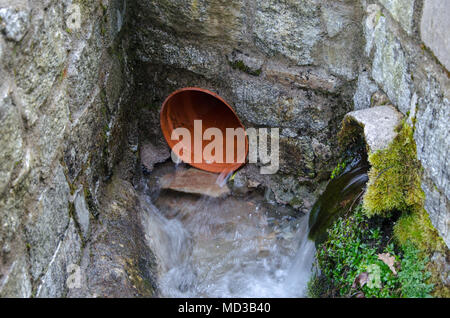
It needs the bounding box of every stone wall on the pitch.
[130,0,449,244]
[356,0,449,247]
[129,0,366,212]
[0,0,145,297]
[0,0,448,298]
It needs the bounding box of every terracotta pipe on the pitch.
[160,88,248,174]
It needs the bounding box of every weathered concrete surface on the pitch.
[344,106,404,153]
[420,0,450,71]
[160,168,230,198]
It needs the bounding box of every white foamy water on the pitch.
[139,171,315,298]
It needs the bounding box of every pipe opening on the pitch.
[160,88,248,174]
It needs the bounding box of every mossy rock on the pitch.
[363,122,423,216]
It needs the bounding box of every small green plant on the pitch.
[330,162,347,180]
[398,243,433,298]
[315,205,433,298]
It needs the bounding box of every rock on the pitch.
[371,91,390,107]
[265,62,342,93]
[231,75,340,133]
[63,90,110,183]
[321,2,353,38]
[66,23,103,116]
[160,168,230,198]
[72,175,158,297]
[25,164,71,280]
[279,137,315,177]
[74,190,90,240]
[353,71,378,110]
[0,7,30,42]
[36,87,69,175]
[13,3,67,125]
[421,0,450,71]
[229,171,249,195]
[0,0,135,297]
[281,128,298,139]
[134,0,245,43]
[378,0,415,35]
[253,0,321,65]
[228,50,264,76]
[0,85,23,195]
[364,4,382,56]
[344,106,404,153]
[414,77,450,246]
[140,142,170,173]
[0,255,32,298]
[371,16,412,114]
[35,219,82,298]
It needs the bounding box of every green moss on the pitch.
[338,116,365,151]
[306,272,330,298]
[394,208,446,254]
[330,161,347,180]
[358,120,448,296]
[229,60,262,76]
[289,197,303,208]
[363,121,423,217]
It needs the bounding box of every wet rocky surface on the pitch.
[160,168,230,198]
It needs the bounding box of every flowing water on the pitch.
[139,162,315,297]
[138,154,368,298]
[308,152,369,244]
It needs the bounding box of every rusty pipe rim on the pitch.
[160,87,248,174]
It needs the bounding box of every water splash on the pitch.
[216,170,234,188]
[139,171,316,298]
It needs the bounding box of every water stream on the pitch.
[138,154,368,298]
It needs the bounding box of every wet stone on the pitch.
[160,168,230,198]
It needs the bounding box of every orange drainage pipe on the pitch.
[160,88,248,174]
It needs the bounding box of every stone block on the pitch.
[421,0,450,71]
